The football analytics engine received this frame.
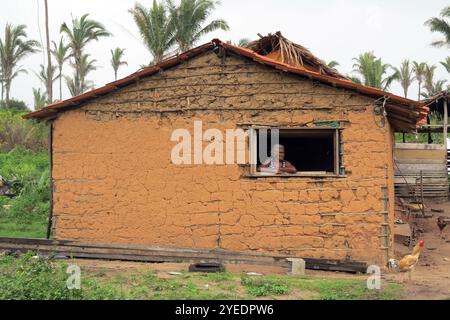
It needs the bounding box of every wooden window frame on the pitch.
[248,126,343,178]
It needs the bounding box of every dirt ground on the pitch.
[70,200,450,300]
[383,200,450,300]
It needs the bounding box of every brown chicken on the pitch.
[437,216,448,240]
[399,240,425,281]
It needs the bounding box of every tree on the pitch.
[129,1,175,64]
[33,88,47,110]
[34,64,59,91]
[51,38,70,101]
[441,56,450,74]
[168,0,229,52]
[395,60,415,98]
[425,6,450,48]
[421,64,447,98]
[60,14,110,95]
[110,48,128,80]
[413,61,427,100]
[327,60,340,69]
[44,0,53,102]
[0,24,39,106]
[65,53,97,96]
[352,52,398,90]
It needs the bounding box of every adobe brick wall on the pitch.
[52,51,395,265]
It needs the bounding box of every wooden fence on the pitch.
[394,143,449,200]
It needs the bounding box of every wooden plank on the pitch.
[0,237,367,273]
[394,149,446,160]
[395,163,447,173]
[394,143,446,150]
[395,158,446,165]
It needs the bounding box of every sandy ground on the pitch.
[69,200,450,300]
[383,200,450,300]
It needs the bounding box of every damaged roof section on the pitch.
[24,34,428,132]
[246,31,347,79]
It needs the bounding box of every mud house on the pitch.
[25,33,428,265]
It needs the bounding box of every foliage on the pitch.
[0,147,50,225]
[413,61,427,100]
[352,52,398,90]
[0,110,48,152]
[51,38,71,101]
[129,1,175,64]
[60,14,110,96]
[241,275,289,297]
[0,253,82,300]
[32,88,47,110]
[0,24,40,103]
[395,60,415,98]
[110,48,128,80]
[0,99,29,112]
[425,6,450,48]
[168,0,229,52]
[441,56,450,74]
[421,64,447,98]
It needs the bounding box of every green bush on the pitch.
[0,252,83,300]
[241,276,289,297]
[0,148,50,227]
[0,99,30,113]
[0,110,49,152]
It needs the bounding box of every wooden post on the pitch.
[46,122,54,239]
[444,97,448,150]
[420,170,425,217]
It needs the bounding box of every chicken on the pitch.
[399,240,425,281]
[437,216,448,241]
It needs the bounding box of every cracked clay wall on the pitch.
[52,51,395,265]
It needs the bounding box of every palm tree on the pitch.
[0,24,39,106]
[425,6,450,48]
[34,64,59,91]
[352,52,398,90]
[421,64,447,98]
[33,87,47,110]
[51,38,70,101]
[441,57,450,74]
[65,53,97,96]
[129,1,175,64]
[327,60,340,69]
[110,48,128,80]
[395,60,415,98]
[413,61,427,100]
[168,0,229,52]
[44,0,53,102]
[60,14,110,94]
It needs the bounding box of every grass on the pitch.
[0,252,403,300]
[0,148,49,239]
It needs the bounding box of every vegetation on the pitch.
[129,1,175,64]
[351,52,398,90]
[0,24,39,105]
[0,253,402,300]
[395,60,415,98]
[110,48,128,80]
[0,109,49,238]
[168,0,229,52]
[51,38,71,101]
[60,14,111,96]
[425,6,450,48]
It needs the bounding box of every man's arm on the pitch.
[279,161,297,174]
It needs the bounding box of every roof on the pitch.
[24,38,428,132]
[246,32,347,79]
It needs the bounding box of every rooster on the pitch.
[437,216,448,242]
[398,240,425,281]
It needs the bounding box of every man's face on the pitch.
[278,146,285,161]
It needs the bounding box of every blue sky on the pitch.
[1,0,449,108]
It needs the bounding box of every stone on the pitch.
[287,258,306,276]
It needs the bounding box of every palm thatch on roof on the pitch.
[246,31,347,79]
